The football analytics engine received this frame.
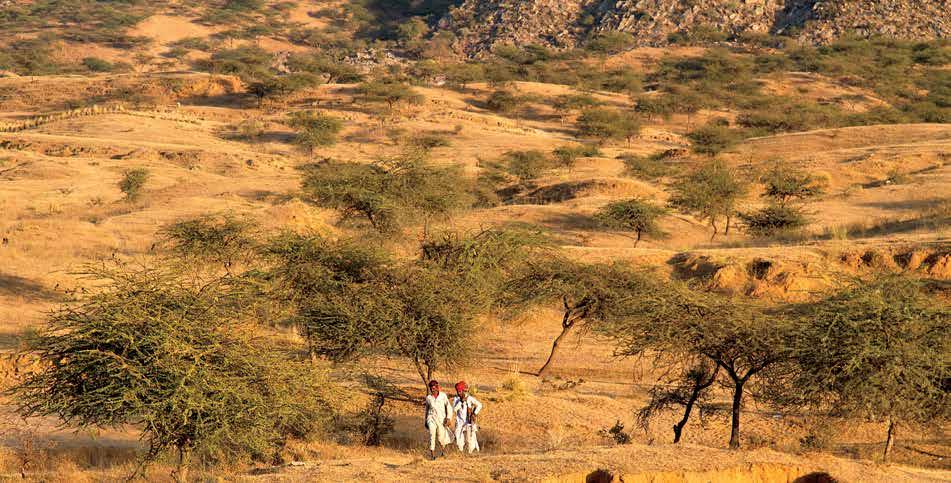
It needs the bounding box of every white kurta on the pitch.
[424,391,453,451]
[452,395,483,452]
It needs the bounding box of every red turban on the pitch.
[455,381,468,392]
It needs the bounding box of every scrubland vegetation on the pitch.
[0,1,948,481]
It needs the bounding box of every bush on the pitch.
[586,31,636,54]
[11,267,339,480]
[249,73,323,101]
[669,160,749,239]
[739,204,809,237]
[486,90,524,115]
[503,150,552,181]
[356,79,424,110]
[119,168,149,201]
[620,153,677,180]
[288,111,344,150]
[300,150,472,233]
[687,123,744,155]
[595,198,668,246]
[410,133,451,149]
[551,145,591,171]
[82,57,115,72]
[576,108,642,145]
[159,214,258,271]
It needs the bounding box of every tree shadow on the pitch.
[540,212,602,231]
[0,273,58,302]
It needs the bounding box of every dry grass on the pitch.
[0,36,949,480]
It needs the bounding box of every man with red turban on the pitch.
[452,380,483,453]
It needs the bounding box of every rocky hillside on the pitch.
[440,0,951,54]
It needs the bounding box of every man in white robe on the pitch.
[424,380,453,459]
[452,380,483,453]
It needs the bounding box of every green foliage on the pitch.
[486,90,525,116]
[667,25,729,45]
[11,267,339,479]
[687,123,743,155]
[200,46,273,80]
[159,214,258,271]
[356,79,424,109]
[634,95,677,120]
[443,63,485,89]
[760,165,826,206]
[82,57,116,72]
[620,153,678,180]
[787,276,950,451]
[669,161,749,239]
[409,132,451,149]
[300,150,472,233]
[286,53,364,83]
[586,31,636,55]
[263,232,389,304]
[0,36,65,75]
[553,94,602,116]
[503,150,553,181]
[738,204,809,237]
[503,257,650,376]
[395,16,429,42]
[249,73,323,100]
[307,264,476,386]
[595,198,668,246]
[599,282,792,448]
[119,168,149,202]
[269,230,522,387]
[576,108,642,144]
[551,144,598,171]
[288,111,344,150]
[0,1,154,49]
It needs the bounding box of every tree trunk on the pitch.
[537,314,575,378]
[725,215,732,236]
[673,366,719,443]
[710,219,719,241]
[634,230,642,248]
[173,446,190,483]
[729,379,745,449]
[413,357,430,389]
[883,418,896,462]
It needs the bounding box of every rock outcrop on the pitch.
[441,0,951,55]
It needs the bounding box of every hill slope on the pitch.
[441,0,951,54]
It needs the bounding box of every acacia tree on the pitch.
[760,165,826,207]
[787,276,950,461]
[600,282,791,448]
[576,108,642,146]
[637,360,719,444]
[486,89,527,125]
[11,266,338,481]
[504,258,648,378]
[269,230,535,389]
[288,111,344,151]
[158,214,258,274]
[669,160,749,240]
[356,79,423,128]
[300,149,472,233]
[553,94,602,124]
[595,198,668,247]
[356,79,424,111]
[740,165,826,236]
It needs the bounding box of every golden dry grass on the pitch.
[0,57,948,481]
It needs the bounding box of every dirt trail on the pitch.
[244,444,951,482]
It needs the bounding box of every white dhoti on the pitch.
[428,419,452,451]
[455,423,479,452]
